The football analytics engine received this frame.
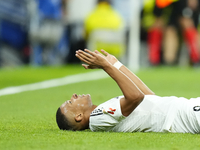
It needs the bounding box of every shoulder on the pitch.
[101,96,124,107]
[91,96,123,117]
[89,96,125,131]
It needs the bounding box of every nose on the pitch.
[72,94,78,99]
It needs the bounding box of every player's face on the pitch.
[60,94,93,115]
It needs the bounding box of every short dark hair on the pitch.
[56,107,73,130]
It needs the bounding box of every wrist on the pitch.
[113,61,123,70]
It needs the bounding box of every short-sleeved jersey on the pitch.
[89,95,200,133]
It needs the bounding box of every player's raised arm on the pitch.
[100,50,155,95]
[75,49,144,117]
[80,49,154,95]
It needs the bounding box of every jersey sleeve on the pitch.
[89,96,126,132]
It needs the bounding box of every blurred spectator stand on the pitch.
[84,0,126,60]
[111,0,132,53]
[0,0,30,67]
[29,0,68,66]
[63,0,95,63]
[141,0,200,66]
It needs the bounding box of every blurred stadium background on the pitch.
[0,0,199,70]
[1,0,200,149]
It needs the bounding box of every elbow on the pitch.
[148,91,155,95]
[136,92,145,102]
[135,92,144,106]
[126,91,144,104]
[135,89,145,100]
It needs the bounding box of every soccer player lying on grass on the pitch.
[56,49,200,134]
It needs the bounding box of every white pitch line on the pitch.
[0,70,108,97]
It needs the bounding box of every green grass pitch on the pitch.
[0,65,200,150]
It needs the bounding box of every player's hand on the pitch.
[99,49,118,65]
[75,49,109,69]
[81,49,118,65]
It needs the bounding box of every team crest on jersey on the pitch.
[103,108,116,115]
[193,106,200,111]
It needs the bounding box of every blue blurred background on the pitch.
[0,0,199,69]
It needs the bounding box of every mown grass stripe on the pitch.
[0,70,108,96]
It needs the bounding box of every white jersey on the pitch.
[89,95,200,133]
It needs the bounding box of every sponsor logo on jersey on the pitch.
[193,106,200,111]
[90,108,104,116]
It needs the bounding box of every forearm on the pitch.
[119,65,155,95]
[103,63,143,101]
[98,49,154,95]
[75,49,144,116]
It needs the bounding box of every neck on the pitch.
[86,104,97,119]
[92,104,97,111]
[83,105,97,129]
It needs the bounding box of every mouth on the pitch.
[81,94,90,98]
[80,94,85,98]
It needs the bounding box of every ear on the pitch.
[75,113,83,122]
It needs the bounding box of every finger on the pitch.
[94,50,104,57]
[82,64,89,69]
[76,51,93,62]
[101,49,109,56]
[82,64,97,69]
[94,50,100,54]
[76,50,93,59]
[75,53,92,64]
[84,49,97,57]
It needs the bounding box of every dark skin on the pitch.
[60,49,154,130]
